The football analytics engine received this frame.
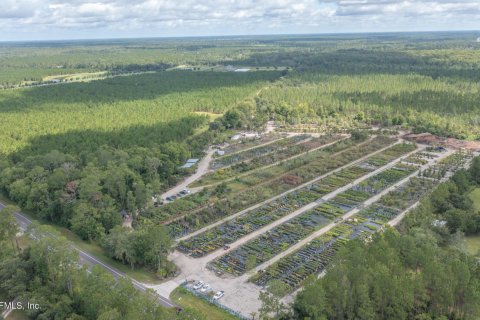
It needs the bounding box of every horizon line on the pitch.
[1,29,479,44]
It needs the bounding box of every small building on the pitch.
[235,68,250,72]
[216,150,225,156]
[432,220,447,228]
[180,158,199,169]
[231,134,241,141]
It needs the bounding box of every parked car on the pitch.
[200,284,211,292]
[193,281,204,290]
[171,195,177,200]
[334,218,343,223]
[166,196,173,201]
[213,291,225,300]
[223,245,230,250]
[183,189,191,194]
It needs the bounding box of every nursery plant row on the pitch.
[210,134,311,169]
[177,144,417,257]
[248,150,473,294]
[208,159,418,275]
[216,133,287,156]
[164,136,398,238]
[145,136,364,227]
[201,135,343,185]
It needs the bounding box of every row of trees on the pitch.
[102,225,175,277]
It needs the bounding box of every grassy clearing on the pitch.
[56,229,162,284]
[465,235,480,256]
[192,111,223,119]
[167,65,288,72]
[468,188,480,211]
[42,71,107,82]
[170,287,239,320]
[6,310,30,320]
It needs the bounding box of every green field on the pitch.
[5,310,30,320]
[170,287,239,320]
[469,188,480,211]
[465,235,480,256]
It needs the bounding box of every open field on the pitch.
[469,188,480,211]
[170,286,239,320]
[465,236,480,256]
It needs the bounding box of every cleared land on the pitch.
[469,188,480,211]
[151,146,475,318]
[465,236,480,256]
[170,287,239,320]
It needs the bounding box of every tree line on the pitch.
[288,158,480,320]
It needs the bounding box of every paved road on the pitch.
[0,202,175,308]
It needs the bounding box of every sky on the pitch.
[1,0,480,41]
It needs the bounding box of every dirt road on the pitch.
[160,147,216,200]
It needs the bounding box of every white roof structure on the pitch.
[180,158,199,169]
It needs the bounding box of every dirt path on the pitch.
[160,147,216,200]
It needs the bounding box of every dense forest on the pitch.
[291,158,480,320]
[0,32,480,307]
[257,50,480,139]
[0,70,277,275]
